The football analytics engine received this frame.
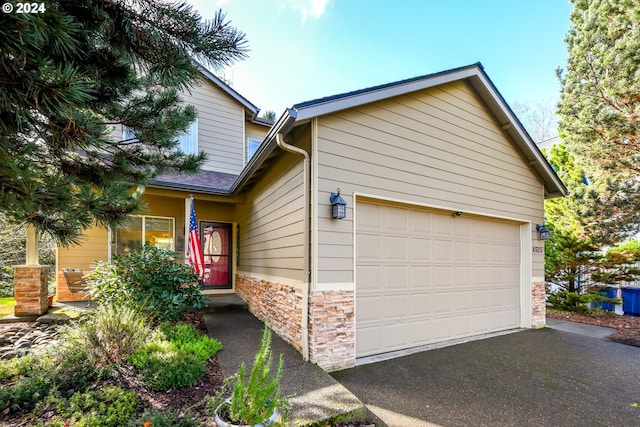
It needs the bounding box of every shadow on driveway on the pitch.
[332,328,640,427]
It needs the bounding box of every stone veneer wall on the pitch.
[308,290,355,372]
[235,274,304,353]
[531,279,546,329]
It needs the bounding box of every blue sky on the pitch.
[188,0,574,116]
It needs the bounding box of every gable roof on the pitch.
[258,62,566,198]
[154,63,567,199]
[196,64,272,126]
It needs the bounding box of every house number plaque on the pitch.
[532,246,544,254]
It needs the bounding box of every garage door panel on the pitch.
[409,238,432,261]
[433,240,453,261]
[385,266,408,289]
[356,202,521,358]
[385,236,408,260]
[356,325,383,355]
[431,292,453,313]
[385,294,409,319]
[409,210,432,235]
[356,265,381,291]
[432,266,453,285]
[409,293,430,315]
[453,267,472,285]
[357,295,383,322]
[408,266,431,286]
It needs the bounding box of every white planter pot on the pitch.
[214,400,281,427]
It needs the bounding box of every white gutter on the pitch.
[276,133,311,361]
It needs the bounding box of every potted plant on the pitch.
[214,324,289,426]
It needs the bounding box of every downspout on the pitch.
[276,133,311,361]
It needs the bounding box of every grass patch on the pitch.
[0,297,15,317]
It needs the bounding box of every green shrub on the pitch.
[134,347,205,391]
[53,385,139,427]
[130,322,221,391]
[547,290,596,312]
[88,245,206,321]
[159,322,222,361]
[0,346,109,415]
[60,303,152,366]
[0,359,55,414]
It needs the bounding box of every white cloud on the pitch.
[283,0,331,22]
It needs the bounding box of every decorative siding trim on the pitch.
[315,282,355,291]
[308,290,355,372]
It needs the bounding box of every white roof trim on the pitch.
[293,67,479,121]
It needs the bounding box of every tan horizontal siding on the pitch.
[315,82,545,285]
[184,81,244,174]
[237,151,306,282]
[246,122,269,142]
[57,226,109,273]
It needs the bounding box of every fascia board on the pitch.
[196,64,260,115]
[469,72,568,198]
[293,66,480,121]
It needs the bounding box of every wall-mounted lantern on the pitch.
[330,189,347,219]
[536,224,551,241]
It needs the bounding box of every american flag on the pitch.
[188,200,204,280]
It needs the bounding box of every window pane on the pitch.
[112,216,175,258]
[145,217,174,251]
[113,216,143,256]
[178,119,198,154]
[247,138,261,162]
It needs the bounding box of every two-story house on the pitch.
[56,63,566,372]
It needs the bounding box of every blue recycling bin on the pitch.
[598,287,618,312]
[621,287,640,316]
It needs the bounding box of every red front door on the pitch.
[200,222,232,289]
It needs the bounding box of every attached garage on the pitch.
[356,200,523,358]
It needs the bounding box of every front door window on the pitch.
[201,222,232,288]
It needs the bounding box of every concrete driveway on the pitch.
[332,328,640,426]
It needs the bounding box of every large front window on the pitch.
[111,216,175,257]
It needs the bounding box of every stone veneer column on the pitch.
[531,279,546,329]
[14,265,49,316]
[307,290,355,372]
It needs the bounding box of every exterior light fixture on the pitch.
[536,224,551,241]
[330,188,347,219]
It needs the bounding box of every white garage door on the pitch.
[356,201,521,358]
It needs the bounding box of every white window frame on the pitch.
[246,138,261,163]
[121,118,198,154]
[110,215,176,261]
[178,118,198,154]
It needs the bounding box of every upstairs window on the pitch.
[178,118,198,154]
[246,138,261,163]
[122,118,198,154]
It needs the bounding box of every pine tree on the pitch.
[0,1,247,245]
[557,0,640,243]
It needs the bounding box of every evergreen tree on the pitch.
[0,1,247,245]
[542,144,598,292]
[557,0,640,244]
